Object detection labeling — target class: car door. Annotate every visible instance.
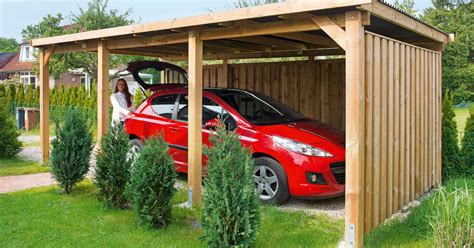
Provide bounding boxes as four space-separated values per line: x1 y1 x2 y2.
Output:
174 93 236 172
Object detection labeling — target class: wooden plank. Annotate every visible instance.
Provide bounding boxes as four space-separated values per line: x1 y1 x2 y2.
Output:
380 37 388 222
314 61 321 121
387 40 394 218
344 11 365 247
247 65 255 91
399 43 406 209
281 64 289 108
187 30 203 207
410 47 416 202
372 35 381 227
437 53 442 183
221 59 228 88
239 65 247 89
320 62 329 123
39 49 51 164
404 44 411 204
311 15 347 50
425 51 430 190
364 33 374 233
415 48 421 198
97 41 109 142
393 41 400 214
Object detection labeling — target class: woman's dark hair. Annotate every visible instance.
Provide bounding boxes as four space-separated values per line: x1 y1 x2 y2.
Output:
114 78 132 108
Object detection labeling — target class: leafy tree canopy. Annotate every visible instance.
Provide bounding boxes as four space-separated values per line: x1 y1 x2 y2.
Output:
0 38 19 53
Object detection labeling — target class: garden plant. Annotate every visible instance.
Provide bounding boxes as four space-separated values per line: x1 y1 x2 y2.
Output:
0 109 22 158
441 91 461 179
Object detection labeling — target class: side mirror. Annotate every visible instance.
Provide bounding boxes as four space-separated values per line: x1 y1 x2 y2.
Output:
204 118 219 130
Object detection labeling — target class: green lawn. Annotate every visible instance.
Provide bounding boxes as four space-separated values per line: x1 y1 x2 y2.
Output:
454 107 471 133
0 181 343 247
364 178 474 247
0 157 50 177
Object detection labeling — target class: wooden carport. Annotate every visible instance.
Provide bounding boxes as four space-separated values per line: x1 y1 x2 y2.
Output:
32 1 452 246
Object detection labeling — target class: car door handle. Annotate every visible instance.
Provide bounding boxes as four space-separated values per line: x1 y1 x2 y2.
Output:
169 127 181 132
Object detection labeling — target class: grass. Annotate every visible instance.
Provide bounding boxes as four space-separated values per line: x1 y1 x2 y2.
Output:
0 181 343 247
0 157 50 177
454 107 471 133
364 178 474 247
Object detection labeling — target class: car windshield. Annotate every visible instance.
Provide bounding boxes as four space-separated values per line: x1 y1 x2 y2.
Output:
212 90 307 125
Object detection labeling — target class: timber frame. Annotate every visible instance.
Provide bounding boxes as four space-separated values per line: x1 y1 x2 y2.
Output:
32 1 452 247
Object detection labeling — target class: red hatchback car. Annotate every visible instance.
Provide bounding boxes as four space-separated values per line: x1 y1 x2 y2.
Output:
124 61 346 204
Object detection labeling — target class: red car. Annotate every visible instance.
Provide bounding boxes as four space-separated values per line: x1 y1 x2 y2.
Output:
124 61 346 204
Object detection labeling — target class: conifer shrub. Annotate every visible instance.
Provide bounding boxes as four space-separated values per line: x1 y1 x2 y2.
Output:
441 91 461 180
460 107 474 174
0 109 22 158
94 122 132 208
201 122 260 248
50 108 93 194
126 135 176 228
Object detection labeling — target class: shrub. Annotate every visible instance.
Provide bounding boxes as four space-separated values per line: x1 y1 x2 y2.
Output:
94 122 132 208
0 109 22 158
441 91 461 180
50 108 93 194
460 108 474 174
126 135 176 228
428 182 472 247
201 123 260 248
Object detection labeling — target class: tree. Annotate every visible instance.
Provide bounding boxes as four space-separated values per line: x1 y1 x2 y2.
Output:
232 0 281 8
0 38 19 53
423 1 473 102
201 123 260 247
94 122 132 208
394 0 417 16
50 108 93 194
0 109 22 158
441 91 461 179
22 0 137 80
460 107 474 174
126 135 177 229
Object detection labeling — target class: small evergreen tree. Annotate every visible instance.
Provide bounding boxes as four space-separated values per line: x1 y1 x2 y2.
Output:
33 86 39 106
0 109 22 158
24 85 34 107
460 107 474 174
15 84 25 107
50 108 93 194
201 122 260 248
126 135 177 229
94 122 132 208
441 91 461 180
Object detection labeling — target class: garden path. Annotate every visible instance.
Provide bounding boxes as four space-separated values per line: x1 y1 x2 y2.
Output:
0 173 55 193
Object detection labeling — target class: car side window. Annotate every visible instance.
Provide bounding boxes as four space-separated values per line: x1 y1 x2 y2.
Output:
176 94 236 129
150 94 177 119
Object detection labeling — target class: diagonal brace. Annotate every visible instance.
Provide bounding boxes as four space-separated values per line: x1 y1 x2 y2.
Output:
311 16 347 51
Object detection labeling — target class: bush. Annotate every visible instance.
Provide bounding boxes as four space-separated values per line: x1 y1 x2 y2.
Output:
441 91 461 180
428 182 472 247
0 109 22 158
50 108 93 194
201 123 260 248
94 122 132 208
126 135 176 228
460 108 474 174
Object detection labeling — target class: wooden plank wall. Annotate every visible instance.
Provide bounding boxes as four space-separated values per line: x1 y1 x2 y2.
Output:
164 59 346 130
363 32 442 233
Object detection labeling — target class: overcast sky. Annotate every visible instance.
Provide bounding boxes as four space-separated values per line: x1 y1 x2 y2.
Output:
0 0 434 41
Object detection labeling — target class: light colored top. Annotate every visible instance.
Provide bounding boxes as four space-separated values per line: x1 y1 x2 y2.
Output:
110 92 135 124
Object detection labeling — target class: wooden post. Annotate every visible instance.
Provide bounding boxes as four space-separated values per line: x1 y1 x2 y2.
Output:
39 48 52 164
345 11 365 248
187 30 203 207
97 41 109 141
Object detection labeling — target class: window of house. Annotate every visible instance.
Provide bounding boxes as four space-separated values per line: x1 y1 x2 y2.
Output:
19 72 37 86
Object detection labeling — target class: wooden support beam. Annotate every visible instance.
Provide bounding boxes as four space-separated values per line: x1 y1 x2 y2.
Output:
311 15 347 50
187 30 203 207
271 32 337 47
39 48 53 164
231 36 307 50
344 10 365 248
97 41 109 142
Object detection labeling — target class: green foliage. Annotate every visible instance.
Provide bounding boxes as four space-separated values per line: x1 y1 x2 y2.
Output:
50 108 93 194
14 84 25 107
442 91 461 179
0 109 22 158
24 85 34 107
394 0 417 16
201 123 260 248
126 135 177 229
94 122 132 208
0 38 19 53
460 108 474 174
428 183 472 247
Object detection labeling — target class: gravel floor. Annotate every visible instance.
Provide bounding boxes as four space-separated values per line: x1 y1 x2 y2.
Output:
14 134 346 218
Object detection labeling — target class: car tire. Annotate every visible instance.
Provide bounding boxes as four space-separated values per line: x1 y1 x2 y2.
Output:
253 157 289 205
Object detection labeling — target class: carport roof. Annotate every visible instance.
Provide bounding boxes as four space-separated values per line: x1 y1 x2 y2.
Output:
31 0 452 60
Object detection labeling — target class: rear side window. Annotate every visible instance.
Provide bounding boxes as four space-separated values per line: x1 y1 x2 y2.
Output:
176 94 236 128
151 94 177 119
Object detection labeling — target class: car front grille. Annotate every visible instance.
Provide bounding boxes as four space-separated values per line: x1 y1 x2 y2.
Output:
330 162 345 184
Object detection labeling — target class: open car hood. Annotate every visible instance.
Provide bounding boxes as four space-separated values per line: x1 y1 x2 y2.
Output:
127 61 188 91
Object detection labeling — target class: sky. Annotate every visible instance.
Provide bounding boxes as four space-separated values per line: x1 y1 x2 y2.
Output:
0 0 434 41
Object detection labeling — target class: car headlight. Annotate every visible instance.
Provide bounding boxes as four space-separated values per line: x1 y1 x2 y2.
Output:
272 136 334 157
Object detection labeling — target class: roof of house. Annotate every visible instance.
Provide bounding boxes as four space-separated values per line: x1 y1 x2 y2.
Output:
0 53 33 73
0 53 16 69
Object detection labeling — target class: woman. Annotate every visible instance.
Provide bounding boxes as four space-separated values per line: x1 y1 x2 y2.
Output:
111 78 135 126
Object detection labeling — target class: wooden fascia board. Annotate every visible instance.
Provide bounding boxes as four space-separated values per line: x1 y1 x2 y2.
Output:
32 0 372 47
358 2 450 43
